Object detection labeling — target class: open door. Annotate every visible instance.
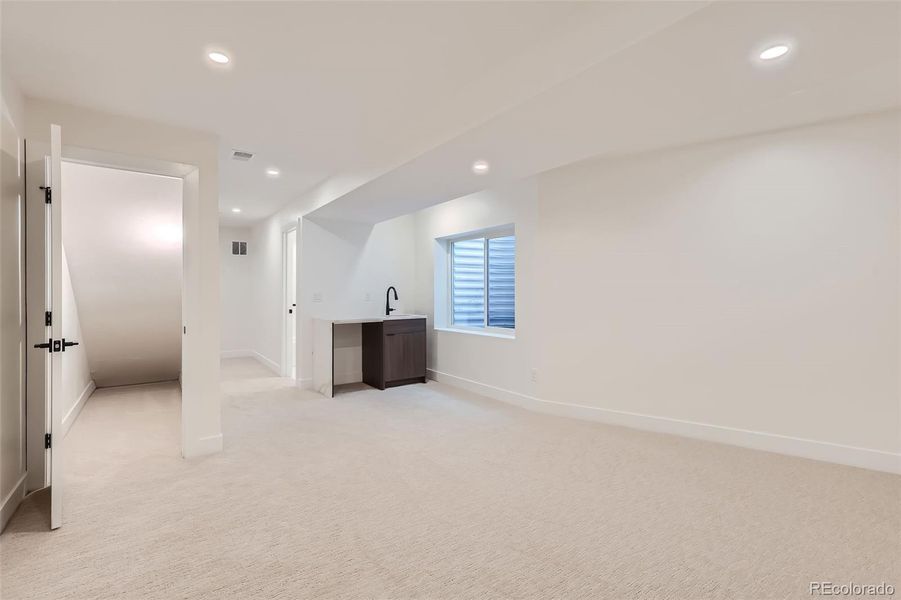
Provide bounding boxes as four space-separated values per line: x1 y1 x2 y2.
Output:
49 124 66 529
33 124 72 529
285 228 297 379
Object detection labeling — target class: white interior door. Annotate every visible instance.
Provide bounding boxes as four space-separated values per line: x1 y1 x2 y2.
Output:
286 228 297 379
47 124 65 529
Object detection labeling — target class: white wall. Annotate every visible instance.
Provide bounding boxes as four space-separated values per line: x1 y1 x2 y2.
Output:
62 162 183 388
60 246 93 437
219 226 252 356
1 72 27 530
25 98 221 463
242 200 418 385
413 111 901 473
412 180 539 397
298 216 415 386
247 218 288 371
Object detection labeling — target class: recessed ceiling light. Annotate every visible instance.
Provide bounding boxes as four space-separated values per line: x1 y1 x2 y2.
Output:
472 160 490 174
266 168 280 177
759 44 790 61
231 208 242 214
208 51 230 64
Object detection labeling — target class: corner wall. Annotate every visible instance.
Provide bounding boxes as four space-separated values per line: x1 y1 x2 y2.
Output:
298 216 416 386
413 111 901 473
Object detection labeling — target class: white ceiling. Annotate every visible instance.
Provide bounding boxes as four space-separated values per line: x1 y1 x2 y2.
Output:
4 2 899 226
2 1 610 225
312 0 901 222
62 161 183 387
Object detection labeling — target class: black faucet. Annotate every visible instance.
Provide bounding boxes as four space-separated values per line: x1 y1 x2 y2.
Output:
385 286 398 316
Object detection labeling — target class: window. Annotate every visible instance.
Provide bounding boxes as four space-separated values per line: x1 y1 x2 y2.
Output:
449 228 515 330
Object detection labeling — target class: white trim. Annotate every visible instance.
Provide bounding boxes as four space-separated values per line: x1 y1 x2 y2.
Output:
62 148 193 179
61 380 95 438
427 369 901 475
220 349 281 375
442 224 516 331
252 351 280 375
434 327 515 340
184 433 223 458
1 472 28 532
220 349 253 359
297 377 314 390
438 223 515 244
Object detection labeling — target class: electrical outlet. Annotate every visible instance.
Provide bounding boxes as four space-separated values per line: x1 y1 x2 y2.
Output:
312 292 323 303
530 368 538 383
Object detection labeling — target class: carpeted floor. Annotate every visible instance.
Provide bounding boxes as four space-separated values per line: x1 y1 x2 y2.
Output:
1 358 898 599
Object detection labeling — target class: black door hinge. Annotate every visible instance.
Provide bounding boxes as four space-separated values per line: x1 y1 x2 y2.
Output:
40 186 51 204
45 433 52 449
45 311 52 326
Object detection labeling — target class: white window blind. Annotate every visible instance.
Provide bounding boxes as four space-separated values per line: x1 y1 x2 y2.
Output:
487 236 515 328
450 232 515 329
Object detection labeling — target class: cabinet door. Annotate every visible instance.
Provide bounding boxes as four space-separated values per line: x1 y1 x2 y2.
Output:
384 331 426 382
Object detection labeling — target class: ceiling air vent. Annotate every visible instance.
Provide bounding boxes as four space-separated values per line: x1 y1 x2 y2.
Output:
231 241 247 256
231 150 254 161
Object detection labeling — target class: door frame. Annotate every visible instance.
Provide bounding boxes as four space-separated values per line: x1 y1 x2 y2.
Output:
281 226 297 379
25 144 197 499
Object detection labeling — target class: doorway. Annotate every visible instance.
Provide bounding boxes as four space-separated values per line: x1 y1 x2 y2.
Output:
23 141 191 529
61 161 183 388
283 228 297 379
59 160 184 503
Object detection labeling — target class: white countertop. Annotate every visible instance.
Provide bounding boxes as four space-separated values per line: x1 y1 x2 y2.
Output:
321 314 428 325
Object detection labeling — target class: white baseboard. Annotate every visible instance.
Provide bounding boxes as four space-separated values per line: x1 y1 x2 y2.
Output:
183 433 223 458
427 369 901 475
1 472 28 533
62 380 96 438
297 377 314 391
221 349 281 376
252 351 280 375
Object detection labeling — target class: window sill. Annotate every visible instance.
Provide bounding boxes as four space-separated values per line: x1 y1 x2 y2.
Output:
434 327 516 340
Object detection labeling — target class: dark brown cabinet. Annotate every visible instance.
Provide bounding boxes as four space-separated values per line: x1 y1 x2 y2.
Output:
362 318 426 389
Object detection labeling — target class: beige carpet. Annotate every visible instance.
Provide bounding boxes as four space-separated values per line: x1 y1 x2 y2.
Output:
1 358 898 599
